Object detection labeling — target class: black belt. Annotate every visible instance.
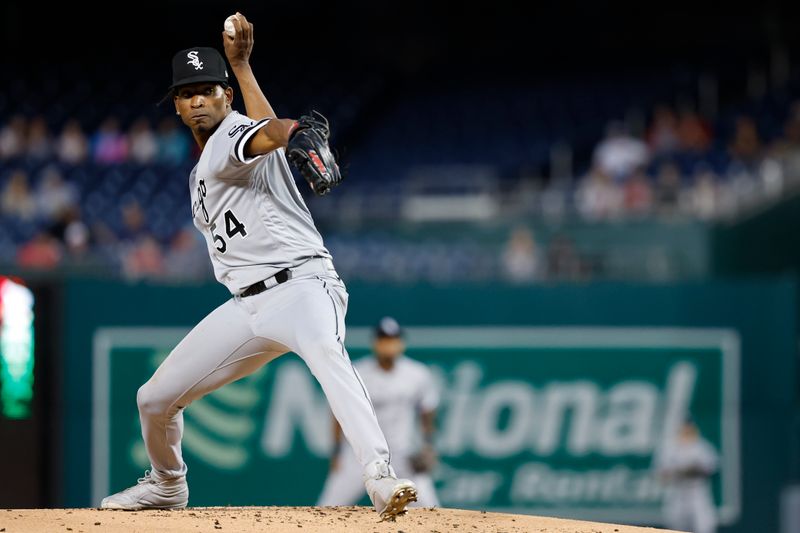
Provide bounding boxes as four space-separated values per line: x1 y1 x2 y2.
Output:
240 268 291 298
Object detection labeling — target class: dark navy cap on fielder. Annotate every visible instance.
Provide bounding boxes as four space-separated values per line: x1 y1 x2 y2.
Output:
169 47 229 90
375 317 403 339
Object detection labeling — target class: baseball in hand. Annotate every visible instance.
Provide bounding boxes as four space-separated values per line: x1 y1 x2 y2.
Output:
224 15 237 38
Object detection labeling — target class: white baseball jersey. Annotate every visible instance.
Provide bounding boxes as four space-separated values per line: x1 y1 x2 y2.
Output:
657 436 719 489
189 111 331 294
353 355 439 457
656 436 719 533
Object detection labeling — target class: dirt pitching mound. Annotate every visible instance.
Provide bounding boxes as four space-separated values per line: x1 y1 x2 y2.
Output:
0 506 682 533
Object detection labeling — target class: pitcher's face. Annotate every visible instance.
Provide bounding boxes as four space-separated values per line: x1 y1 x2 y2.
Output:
174 83 232 134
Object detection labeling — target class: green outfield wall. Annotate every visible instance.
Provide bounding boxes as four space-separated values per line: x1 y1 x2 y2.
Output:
59 278 797 533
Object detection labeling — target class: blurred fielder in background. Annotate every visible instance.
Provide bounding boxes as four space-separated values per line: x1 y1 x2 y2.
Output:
656 417 720 533
318 317 441 508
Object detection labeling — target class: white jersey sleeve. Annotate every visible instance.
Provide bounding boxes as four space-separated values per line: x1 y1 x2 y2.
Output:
205 115 273 181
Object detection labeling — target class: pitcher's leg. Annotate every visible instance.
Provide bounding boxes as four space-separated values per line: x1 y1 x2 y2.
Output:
136 297 286 478
256 276 390 468
306 341 390 467
251 275 416 519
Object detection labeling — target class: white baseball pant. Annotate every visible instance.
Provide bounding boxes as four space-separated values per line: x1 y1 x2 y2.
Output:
135 269 391 482
663 484 717 533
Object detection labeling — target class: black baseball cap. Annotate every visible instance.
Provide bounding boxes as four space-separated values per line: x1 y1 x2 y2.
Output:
169 47 229 90
375 317 403 339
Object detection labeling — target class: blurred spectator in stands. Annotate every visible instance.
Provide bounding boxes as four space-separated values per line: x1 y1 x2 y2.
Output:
35 165 78 222
538 180 568 223
728 116 762 170
56 119 89 164
726 164 760 211
129 117 158 164
0 115 27 160
92 117 129 164
156 117 190 165
501 225 541 282
622 170 654 217
575 166 623 221
164 226 212 280
687 166 720 220
767 104 800 183
26 116 52 160
64 220 91 261
1 169 36 221
123 235 165 279
48 206 91 261
119 199 148 242
90 219 119 250
546 233 582 281
654 161 683 218
676 110 713 153
592 120 649 181
647 105 680 156
17 231 62 269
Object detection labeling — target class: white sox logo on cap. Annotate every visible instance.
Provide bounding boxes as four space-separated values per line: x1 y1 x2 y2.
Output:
169 47 228 90
187 51 204 70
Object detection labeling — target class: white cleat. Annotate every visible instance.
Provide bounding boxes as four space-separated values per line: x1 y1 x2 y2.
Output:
363 460 418 521
100 470 188 510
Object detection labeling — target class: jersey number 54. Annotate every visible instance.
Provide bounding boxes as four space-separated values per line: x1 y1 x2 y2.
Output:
211 210 247 254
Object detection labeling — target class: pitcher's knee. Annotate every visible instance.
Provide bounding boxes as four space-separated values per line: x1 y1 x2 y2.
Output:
137 382 172 418
299 340 348 372
302 336 344 359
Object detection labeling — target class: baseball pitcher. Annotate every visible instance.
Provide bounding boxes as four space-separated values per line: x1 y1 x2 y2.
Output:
100 13 417 520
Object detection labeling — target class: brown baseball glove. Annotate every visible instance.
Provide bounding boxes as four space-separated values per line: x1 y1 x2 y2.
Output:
286 111 342 196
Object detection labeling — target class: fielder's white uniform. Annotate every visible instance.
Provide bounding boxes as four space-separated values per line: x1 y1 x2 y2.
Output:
317 354 440 507
656 436 719 533
136 111 391 483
